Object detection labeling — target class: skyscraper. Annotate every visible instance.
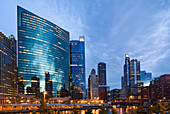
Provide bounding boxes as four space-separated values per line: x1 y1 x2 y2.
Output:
123 54 141 99
17 6 70 97
0 31 17 104
129 59 141 99
98 62 107 100
88 69 99 99
123 54 130 89
140 71 152 86
31 75 40 94
70 36 86 99
45 72 53 96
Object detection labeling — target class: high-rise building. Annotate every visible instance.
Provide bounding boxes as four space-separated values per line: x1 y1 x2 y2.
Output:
121 76 124 89
70 36 86 99
45 72 52 96
129 59 141 99
122 54 141 99
98 62 107 100
31 75 40 94
149 74 170 100
111 89 120 100
0 31 17 104
140 71 152 86
18 75 25 94
123 54 130 89
88 69 99 99
17 6 70 97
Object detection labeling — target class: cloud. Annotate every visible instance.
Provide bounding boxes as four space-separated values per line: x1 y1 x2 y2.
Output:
127 7 170 76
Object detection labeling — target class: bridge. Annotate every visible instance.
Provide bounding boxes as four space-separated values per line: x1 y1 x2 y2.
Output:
0 103 103 113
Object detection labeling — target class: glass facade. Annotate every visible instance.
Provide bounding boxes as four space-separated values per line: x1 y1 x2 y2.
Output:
98 62 107 92
70 37 86 99
140 71 152 86
123 55 141 99
17 6 70 97
0 31 17 104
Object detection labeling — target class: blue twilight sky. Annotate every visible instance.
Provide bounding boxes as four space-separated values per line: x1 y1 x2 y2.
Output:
1 0 170 90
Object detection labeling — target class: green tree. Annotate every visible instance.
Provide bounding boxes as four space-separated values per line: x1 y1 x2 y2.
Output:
112 107 118 114
137 105 146 114
99 107 107 114
85 108 92 114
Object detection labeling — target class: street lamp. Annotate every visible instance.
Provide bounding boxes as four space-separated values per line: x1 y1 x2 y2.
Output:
44 91 47 105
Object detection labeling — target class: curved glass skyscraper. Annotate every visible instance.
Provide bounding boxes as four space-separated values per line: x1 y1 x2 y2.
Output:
17 6 70 97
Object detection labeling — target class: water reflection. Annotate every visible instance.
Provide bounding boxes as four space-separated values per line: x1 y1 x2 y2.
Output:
53 108 134 114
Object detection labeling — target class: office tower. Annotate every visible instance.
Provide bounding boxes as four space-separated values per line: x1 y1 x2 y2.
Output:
111 89 120 100
0 32 17 104
123 54 130 89
17 6 70 97
140 71 152 86
18 75 25 94
87 75 91 99
129 59 141 99
45 72 52 96
88 69 99 99
121 76 124 89
70 36 86 99
31 75 40 94
149 74 170 100
98 62 107 100
123 54 141 99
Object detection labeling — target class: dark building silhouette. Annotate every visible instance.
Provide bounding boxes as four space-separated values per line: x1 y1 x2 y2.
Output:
0 32 17 104
26 87 32 94
60 84 70 98
18 75 25 94
72 85 82 100
98 62 107 100
45 72 52 96
111 89 120 100
31 75 40 94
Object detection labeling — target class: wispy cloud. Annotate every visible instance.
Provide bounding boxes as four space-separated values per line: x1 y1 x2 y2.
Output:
127 7 170 76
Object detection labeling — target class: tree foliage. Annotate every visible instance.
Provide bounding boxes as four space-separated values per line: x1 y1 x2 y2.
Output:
112 107 118 114
137 105 146 114
85 108 92 114
99 107 107 114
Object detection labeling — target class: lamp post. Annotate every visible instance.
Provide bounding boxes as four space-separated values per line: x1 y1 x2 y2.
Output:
44 91 47 105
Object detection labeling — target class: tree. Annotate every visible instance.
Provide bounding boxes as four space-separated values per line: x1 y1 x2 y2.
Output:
99 107 107 114
71 103 78 114
112 107 118 114
34 92 53 114
137 105 146 114
30 98 35 104
163 102 169 111
85 108 92 114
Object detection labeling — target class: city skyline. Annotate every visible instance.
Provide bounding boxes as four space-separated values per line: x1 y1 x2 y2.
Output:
1 0 170 89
